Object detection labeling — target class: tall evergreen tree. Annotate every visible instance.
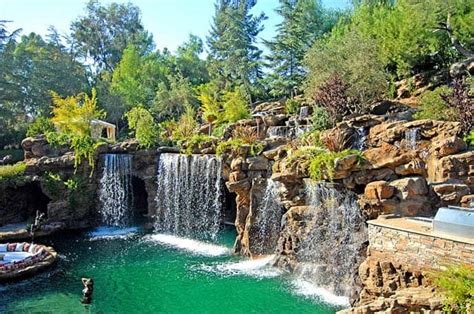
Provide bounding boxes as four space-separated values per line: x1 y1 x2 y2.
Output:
207 0 266 99
265 0 341 98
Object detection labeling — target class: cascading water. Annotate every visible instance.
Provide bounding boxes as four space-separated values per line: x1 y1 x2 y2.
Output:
295 181 366 298
98 154 133 226
354 127 367 150
405 128 419 150
154 153 224 240
253 179 283 254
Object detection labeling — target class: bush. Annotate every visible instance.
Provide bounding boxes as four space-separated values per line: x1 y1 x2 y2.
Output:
413 86 458 121
433 264 474 313
285 99 300 115
313 74 361 123
465 130 474 147
305 28 387 106
49 88 105 171
309 149 360 181
0 162 26 181
125 107 159 148
171 105 198 141
221 89 250 123
26 116 55 137
311 106 333 131
441 78 474 134
215 139 263 157
178 134 214 155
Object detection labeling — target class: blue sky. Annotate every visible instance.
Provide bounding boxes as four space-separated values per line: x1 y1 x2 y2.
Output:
1 0 349 53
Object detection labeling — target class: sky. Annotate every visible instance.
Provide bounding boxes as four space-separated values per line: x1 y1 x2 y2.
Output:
1 0 350 53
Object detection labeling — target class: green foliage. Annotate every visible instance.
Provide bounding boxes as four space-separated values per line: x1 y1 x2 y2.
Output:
413 86 458 121
125 107 159 148
207 0 266 99
433 264 474 313
171 105 198 142
309 149 360 181
41 171 63 198
49 89 105 171
265 0 343 97
26 116 55 137
311 105 333 131
465 130 474 147
71 0 154 72
0 162 26 181
197 83 221 123
153 75 199 121
221 89 251 123
305 28 387 105
179 134 214 155
285 99 300 115
215 139 263 157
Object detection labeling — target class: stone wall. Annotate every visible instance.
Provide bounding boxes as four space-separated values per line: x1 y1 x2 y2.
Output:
368 221 474 268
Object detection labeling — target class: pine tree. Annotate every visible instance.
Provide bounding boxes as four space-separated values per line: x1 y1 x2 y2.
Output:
265 0 340 98
207 0 266 99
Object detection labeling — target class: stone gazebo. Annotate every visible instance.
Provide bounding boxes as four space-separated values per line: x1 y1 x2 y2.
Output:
91 119 116 142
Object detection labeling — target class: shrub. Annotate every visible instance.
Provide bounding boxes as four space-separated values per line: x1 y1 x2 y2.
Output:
433 264 474 313
413 86 458 121
27 116 55 137
49 88 105 171
196 83 221 124
313 74 361 123
221 89 250 123
465 130 474 147
285 99 300 115
125 107 159 148
178 134 214 155
441 78 474 134
0 162 26 181
215 139 263 157
322 129 351 152
305 28 387 106
309 149 360 181
171 105 198 141
232 126 258 144
311 106 333 131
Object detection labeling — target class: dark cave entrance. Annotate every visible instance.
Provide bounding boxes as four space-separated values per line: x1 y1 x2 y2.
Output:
1 182 51 226
223 188 237 227
131 176 148 223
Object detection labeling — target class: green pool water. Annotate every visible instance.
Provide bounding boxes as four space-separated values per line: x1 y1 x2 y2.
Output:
1 228 342 313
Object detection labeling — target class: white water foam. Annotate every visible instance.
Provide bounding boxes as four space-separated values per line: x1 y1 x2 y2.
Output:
88 226 139 240
144 234 230 257
290 279 349 307
196 255 281 279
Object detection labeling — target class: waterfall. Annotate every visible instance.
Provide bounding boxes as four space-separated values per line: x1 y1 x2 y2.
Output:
354 127 367 150
405 128 419 150
296 181 366 297
253 179 283 254
98 154 133 226
154 153 224 240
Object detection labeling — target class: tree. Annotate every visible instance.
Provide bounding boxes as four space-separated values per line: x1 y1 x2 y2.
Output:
125 107 158 148
207 0 266 99
265 0 342 97
174 35 209 86
71 0 154 73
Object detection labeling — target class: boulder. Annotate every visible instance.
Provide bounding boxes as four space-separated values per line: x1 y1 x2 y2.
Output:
389 177 428 200
246 156 269 171
343 168 395 189
432 182 471 206
427 150 474 185
429 136 467 158
395 159 426 176
364 181 394 200
363 143 414 170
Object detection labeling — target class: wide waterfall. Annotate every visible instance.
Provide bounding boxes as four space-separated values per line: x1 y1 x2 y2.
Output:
296 181 366 298
154 153 224 240
253 179 283 254
98 154 133 226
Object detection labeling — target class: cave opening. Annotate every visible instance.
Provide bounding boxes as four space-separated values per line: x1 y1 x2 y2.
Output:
131 176 148 223
223 188 237 227
0 182 51 226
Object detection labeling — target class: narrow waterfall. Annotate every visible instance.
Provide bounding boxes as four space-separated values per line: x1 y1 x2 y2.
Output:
253 179 283 254
98 154 133 226
296 181 366 297
354 127 367 150
405 128 419 150
154 153 224 240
